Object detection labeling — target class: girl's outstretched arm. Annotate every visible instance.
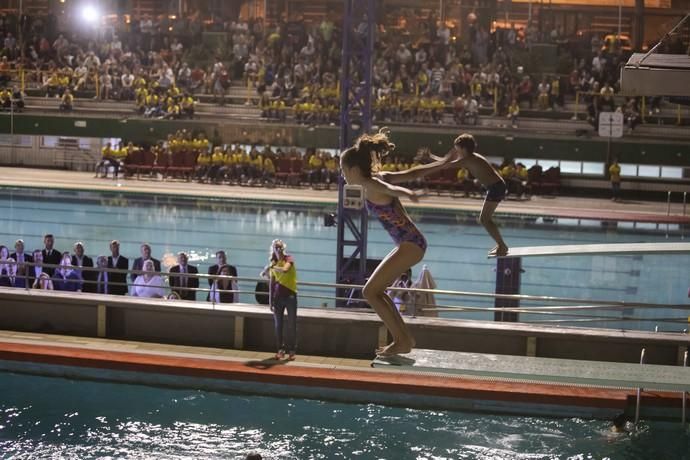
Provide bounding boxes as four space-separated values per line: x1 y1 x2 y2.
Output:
382 149 457 184
366 176 424 202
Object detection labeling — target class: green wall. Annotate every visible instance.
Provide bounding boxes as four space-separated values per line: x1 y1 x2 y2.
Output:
2 114 689 167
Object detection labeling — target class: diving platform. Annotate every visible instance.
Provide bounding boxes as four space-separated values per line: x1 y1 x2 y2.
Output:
497 242 690 259
373 349 690 393
621 53 690 97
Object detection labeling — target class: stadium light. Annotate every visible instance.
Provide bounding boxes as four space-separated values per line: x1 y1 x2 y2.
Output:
81 5 100 24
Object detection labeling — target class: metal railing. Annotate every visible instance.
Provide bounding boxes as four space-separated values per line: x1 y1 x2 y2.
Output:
2 260 690 330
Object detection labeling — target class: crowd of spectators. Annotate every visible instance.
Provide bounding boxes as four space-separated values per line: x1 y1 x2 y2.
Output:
0 9 676 130
96 128 536 198
0 234 242 304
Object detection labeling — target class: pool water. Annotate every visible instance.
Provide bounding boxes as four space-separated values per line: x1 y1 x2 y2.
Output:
1 371 689 459
1 187 688 330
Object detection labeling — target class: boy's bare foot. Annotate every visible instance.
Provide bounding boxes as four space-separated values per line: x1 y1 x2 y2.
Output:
488 245 509 257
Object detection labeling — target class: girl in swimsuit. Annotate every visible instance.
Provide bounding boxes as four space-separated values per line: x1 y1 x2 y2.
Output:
340 129 455 357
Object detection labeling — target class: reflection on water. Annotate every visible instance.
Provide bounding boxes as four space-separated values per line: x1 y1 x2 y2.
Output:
1 372 689 460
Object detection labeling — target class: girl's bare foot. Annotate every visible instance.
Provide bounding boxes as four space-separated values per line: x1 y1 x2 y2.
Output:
376 337 415 357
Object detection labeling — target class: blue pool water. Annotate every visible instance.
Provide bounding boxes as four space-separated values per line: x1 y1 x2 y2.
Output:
1 371 689 459
1 186 688 330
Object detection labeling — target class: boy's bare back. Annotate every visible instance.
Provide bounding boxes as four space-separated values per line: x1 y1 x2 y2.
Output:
456 151 502 186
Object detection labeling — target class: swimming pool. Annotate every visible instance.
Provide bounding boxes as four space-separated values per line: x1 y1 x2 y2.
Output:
1 186 687 330
1 371 688 459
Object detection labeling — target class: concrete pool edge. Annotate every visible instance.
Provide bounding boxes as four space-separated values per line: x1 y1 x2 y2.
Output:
0 333 684 421
1 169 688 224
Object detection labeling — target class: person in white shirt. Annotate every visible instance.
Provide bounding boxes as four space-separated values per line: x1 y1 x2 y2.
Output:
120 71 135 100
132 259 166 298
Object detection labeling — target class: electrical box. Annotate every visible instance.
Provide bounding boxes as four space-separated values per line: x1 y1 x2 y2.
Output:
343 184 365 210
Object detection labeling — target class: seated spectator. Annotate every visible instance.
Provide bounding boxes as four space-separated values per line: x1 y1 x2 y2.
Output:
169 252 199 301
94 142 120 179
59 88 74 111
623 99 640 132
131 259 166 298
33 272 54 290
11 86 25 111
600 82 616 112
464 97 479 125
52 252 82 292
537 78 550 110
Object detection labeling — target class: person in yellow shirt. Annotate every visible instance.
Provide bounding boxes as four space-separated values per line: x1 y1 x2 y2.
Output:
430 96 445 124
262 156 276 185
208 146 226 183
59 88 73 111
95 142 116 178
195 149 212 182
507 98 520 128
260 239 298 360
457 167 475 197
609 157 621 201
135 86 148 114
0 87 11 109
324 155 338 188
307 150 324 186
44 72 60 97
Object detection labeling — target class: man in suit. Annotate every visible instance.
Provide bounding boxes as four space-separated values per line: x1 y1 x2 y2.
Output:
42 234 61 276
130 243 161 283
107 240 129 295
169 252 199 301
71 241 95 293
10 239 33 289
207 250 238 302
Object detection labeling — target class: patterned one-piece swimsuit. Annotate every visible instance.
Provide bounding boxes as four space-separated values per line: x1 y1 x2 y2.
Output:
366 198 428 251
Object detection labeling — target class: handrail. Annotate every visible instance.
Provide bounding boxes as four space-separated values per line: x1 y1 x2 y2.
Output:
683 350 688 425
635 348 646 425
4 260 690 313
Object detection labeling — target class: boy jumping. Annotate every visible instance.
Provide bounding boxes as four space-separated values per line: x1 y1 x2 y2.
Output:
442 133 509 257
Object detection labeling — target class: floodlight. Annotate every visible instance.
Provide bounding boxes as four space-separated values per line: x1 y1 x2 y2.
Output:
81 5 99 24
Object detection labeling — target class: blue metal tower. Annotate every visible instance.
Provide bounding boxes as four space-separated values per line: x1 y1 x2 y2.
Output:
335 0 376 306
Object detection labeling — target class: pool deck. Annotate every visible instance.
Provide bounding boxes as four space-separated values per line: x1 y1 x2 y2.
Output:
1 167 689 224
0 330 685 420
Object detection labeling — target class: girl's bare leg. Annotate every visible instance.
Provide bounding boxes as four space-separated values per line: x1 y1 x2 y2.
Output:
362 242 424 356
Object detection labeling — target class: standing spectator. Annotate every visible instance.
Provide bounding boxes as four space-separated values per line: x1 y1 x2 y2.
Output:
261 239 298 361
609 157 621 201
599 82 616 112
71 241 95 293
107 240 129 295
169 252 199 301
42 234 61 276
53 252 82 292
132 259 166 298
207 250 238 302
209 264 237 304
131 243 161 283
